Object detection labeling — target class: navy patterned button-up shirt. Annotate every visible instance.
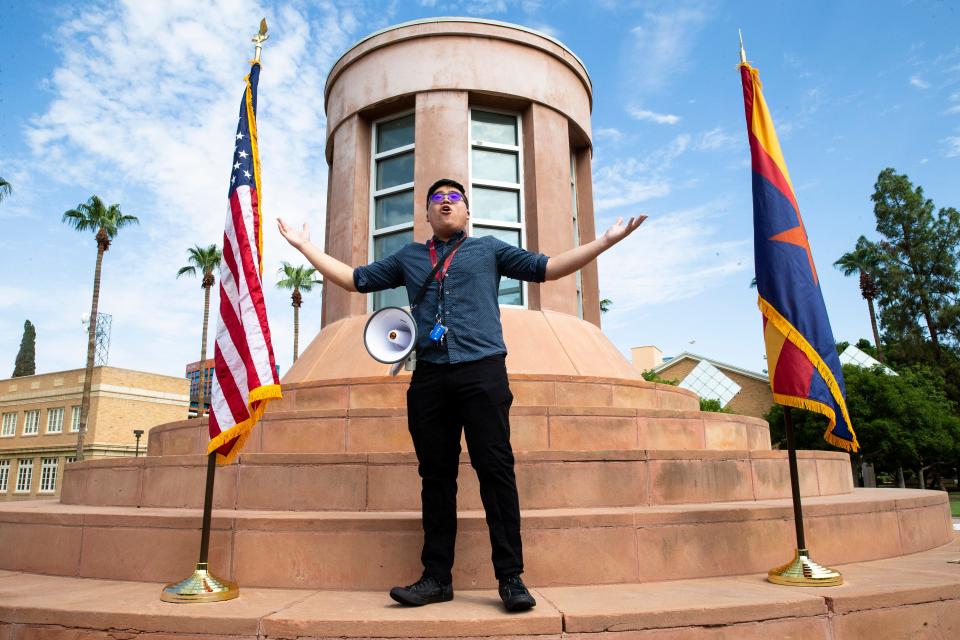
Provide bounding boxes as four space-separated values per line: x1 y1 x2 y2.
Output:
354 230 549 364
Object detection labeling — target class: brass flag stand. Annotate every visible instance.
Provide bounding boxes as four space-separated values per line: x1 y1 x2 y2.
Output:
161 451 238 602
160 18 270 603
767 407 843 586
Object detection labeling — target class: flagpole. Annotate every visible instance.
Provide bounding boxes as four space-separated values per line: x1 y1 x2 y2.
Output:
160 18 270 603
784 407 806 550
767 406 842 585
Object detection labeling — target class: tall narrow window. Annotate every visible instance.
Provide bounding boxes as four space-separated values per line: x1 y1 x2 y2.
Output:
15 459 33 493
0 460 9 492
70 406 81 432
469 109 525 306
1 413 15 437
23 410 40 435
371 112 415 311
47 407 64 434
570 153 583 319
39 458 59 493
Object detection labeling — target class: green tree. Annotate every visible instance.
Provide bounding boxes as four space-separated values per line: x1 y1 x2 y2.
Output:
0 177 10 203
12 320 36 377
62 195 139 460
600 298 612 314
276 262 322 363
834 236 885 362
699 397 732 413
870 168 960 361
641 369 678 385
177 244 222 418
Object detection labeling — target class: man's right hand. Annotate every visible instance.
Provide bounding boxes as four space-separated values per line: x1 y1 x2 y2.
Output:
277 217 310 250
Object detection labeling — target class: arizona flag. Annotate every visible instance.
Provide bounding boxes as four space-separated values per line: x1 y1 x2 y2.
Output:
740 61 858 452
208 60 282 463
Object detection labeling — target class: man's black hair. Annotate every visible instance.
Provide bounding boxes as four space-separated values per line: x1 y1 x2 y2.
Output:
426 178 469 209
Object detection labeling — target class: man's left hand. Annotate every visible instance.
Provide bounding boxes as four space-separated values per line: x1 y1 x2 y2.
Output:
602 215 648 247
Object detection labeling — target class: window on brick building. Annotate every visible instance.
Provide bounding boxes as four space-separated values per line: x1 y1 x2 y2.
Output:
0 460 10 492
1 413 15 437
39 458 59 493
23 410 40 435
47 407 64 434
15 459 33 493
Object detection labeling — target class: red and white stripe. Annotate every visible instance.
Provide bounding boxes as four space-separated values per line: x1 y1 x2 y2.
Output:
208 184 280 461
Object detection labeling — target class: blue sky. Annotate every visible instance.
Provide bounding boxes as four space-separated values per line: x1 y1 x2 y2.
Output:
2 0 959 380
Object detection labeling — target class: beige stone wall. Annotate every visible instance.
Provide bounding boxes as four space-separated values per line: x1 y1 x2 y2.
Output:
0 366 189 500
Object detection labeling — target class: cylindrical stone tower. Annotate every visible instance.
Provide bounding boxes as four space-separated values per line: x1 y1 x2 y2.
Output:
285 17 640 382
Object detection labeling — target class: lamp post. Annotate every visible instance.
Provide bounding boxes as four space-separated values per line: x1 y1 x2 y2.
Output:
133 429 144 457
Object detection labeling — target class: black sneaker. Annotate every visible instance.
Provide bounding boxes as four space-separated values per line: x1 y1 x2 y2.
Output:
389 574 454 606
498 575 537 612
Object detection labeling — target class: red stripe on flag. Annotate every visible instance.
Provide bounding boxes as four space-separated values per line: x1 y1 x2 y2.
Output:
749 133 800 217
740 65 755 133
228 189 279 383
220 235 265 390
213 342 250 425
772 338 815 397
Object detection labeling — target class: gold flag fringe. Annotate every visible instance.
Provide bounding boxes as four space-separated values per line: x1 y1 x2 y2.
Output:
207 383 282 464
760 296 859 452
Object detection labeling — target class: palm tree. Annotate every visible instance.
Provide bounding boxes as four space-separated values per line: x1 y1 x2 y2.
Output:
0 177 11 203
177 244 222 418
62 195 139 460
835 235 884 363
276 262 323 363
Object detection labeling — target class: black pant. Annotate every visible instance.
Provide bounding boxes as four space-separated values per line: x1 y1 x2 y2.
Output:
406 355 523 584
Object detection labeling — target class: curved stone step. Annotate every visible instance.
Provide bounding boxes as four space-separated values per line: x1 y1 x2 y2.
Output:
148 406 771 457
3 541 959 639
59 449 850 511
1 489 950 590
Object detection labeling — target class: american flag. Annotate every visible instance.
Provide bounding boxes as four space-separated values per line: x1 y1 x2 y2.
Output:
208 61 282 463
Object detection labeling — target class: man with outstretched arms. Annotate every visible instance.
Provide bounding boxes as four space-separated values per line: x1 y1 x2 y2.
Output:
277 178 645 612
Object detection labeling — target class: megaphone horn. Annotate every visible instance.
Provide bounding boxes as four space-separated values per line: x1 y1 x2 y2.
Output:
363 307 418 370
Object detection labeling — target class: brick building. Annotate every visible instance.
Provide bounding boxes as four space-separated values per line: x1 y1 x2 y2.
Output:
631 347 773 419
0 366 190 501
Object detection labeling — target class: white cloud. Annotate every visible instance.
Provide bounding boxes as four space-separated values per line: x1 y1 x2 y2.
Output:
627 106 680 125
592 134 690 212
910 75 930 89
696 127 738 151
528 22 561 38
946 136 960 158
625 6 708 92
595 127 624 143
597 203 751 315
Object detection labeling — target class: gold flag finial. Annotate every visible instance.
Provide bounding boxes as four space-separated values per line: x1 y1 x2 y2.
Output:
252 18 269 63
739 29 747 65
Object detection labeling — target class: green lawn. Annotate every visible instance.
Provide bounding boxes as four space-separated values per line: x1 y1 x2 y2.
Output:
951 494 960 518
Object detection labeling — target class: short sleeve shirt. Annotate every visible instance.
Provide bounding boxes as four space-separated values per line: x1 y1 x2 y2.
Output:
353 231 549 364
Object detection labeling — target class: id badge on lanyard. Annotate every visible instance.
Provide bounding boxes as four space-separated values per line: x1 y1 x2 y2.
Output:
428 239 462 344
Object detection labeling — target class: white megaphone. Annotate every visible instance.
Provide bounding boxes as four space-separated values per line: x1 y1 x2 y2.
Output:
363 307 418 376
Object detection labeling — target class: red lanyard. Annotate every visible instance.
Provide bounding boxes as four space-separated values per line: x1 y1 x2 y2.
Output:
428 237 465 283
